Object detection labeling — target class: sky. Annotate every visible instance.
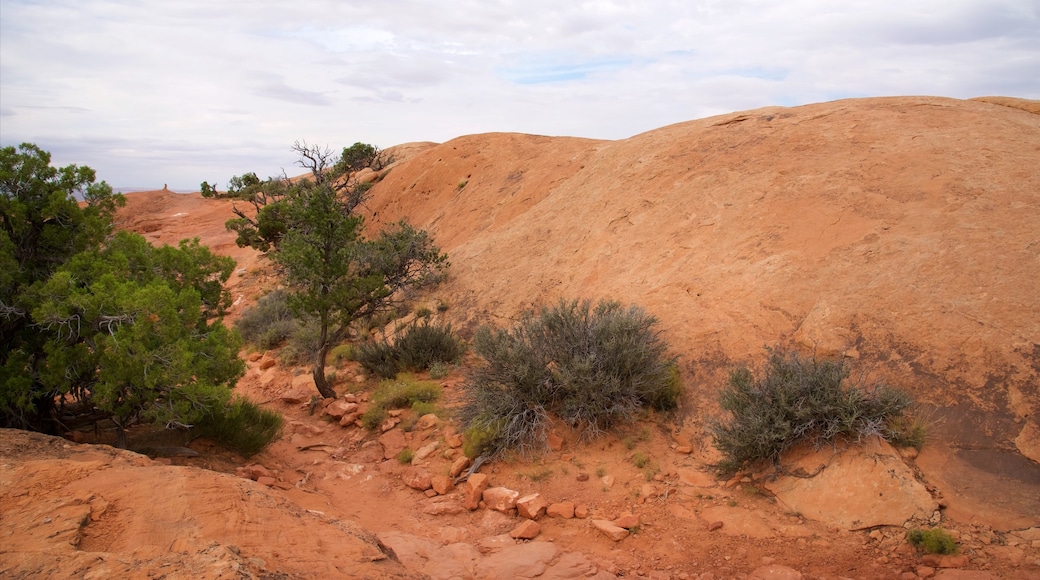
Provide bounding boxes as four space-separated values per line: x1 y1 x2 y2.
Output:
1 0 1038 191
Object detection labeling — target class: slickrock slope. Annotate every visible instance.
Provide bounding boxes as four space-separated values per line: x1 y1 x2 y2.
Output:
0 429 420 579
365 96 1040 527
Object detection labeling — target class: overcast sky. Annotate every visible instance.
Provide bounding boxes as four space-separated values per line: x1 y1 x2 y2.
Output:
2 0 1038 190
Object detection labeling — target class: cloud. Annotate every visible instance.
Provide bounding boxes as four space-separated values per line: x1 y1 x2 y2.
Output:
1 0 1037 189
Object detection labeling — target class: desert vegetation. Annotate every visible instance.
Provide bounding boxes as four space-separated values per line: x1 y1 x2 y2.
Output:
0 143 279 452
354 319 465 379
457 298 681 458
710 347 914 473
212 141 448 399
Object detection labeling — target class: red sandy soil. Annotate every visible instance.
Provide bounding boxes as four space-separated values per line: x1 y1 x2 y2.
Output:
2 95 1038 580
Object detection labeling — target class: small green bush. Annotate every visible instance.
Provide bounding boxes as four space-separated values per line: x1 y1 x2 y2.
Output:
396 448 414 464
457 298 678 457
907 528 958 554
360 405 387 430
279 317 323 365
354 340 400 379
234 290 296 349
372 377 441 409
361 378 441 431
195 397 283 457
710 347 912 473
632 451 650 469
428 362 450 380
411 400 439 417
394 320 466 371
330 344 355 365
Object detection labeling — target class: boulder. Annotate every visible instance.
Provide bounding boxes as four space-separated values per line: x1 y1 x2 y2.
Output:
324 400 358 419
482 487 520 513
763 437 937 530
379 429 409 460
464 473 489 510
431 475 453 495
449 456 472 478
402 468 432 491
516 493 548 520
510 519 541 540
547 501 575 519
613 512 640 529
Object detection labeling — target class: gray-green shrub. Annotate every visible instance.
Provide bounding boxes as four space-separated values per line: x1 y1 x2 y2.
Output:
711 347 912 473
458 298 679 457
234 289 296 349
394 320 466 371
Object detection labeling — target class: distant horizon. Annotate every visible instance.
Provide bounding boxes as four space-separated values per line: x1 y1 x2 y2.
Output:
3 1 1037 189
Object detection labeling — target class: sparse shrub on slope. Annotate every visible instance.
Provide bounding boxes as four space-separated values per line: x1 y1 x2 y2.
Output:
234 289 296 350
394 320 466 371
458 298 680 457
355 320 464 379
710 347 912 473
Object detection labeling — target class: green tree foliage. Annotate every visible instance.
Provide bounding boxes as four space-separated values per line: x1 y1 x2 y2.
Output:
28 231 245 447
221 142 448 399
458 298 680 457
1 144 255 450
1 143 124 429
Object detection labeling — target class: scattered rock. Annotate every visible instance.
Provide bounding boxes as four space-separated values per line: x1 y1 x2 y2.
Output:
415 413 439 430
431 475 453 495
324 400 358 419
280 389 311 405
510 519 541 539
709 521 724 532
379 429 408 460
258 355 277 370
256 476 276 487
601 475 615 488
402 468 432 491
464 473 489 510
574 504 589 519
412 440 440 462
482 487 520 513
591 519 629 542
547 502 575 519
517 493 548 520
675 446 693 454
613 512 640 529
449 456 472 478
576 473 590 482
422 497 465 516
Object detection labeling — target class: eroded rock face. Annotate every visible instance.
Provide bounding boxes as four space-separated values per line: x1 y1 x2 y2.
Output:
763 437 937 530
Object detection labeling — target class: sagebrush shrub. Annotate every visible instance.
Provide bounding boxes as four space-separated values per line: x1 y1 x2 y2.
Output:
354 321 464 378
234 289 296 349
458 298 679 457
354 340 400 378
711 347 912 473
394 320 466 371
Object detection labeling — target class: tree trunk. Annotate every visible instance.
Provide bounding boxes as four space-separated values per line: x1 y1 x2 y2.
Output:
312 318 336 399
113 418 128 449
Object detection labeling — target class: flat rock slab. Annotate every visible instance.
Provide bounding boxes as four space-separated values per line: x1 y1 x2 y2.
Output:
764 437 936 530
